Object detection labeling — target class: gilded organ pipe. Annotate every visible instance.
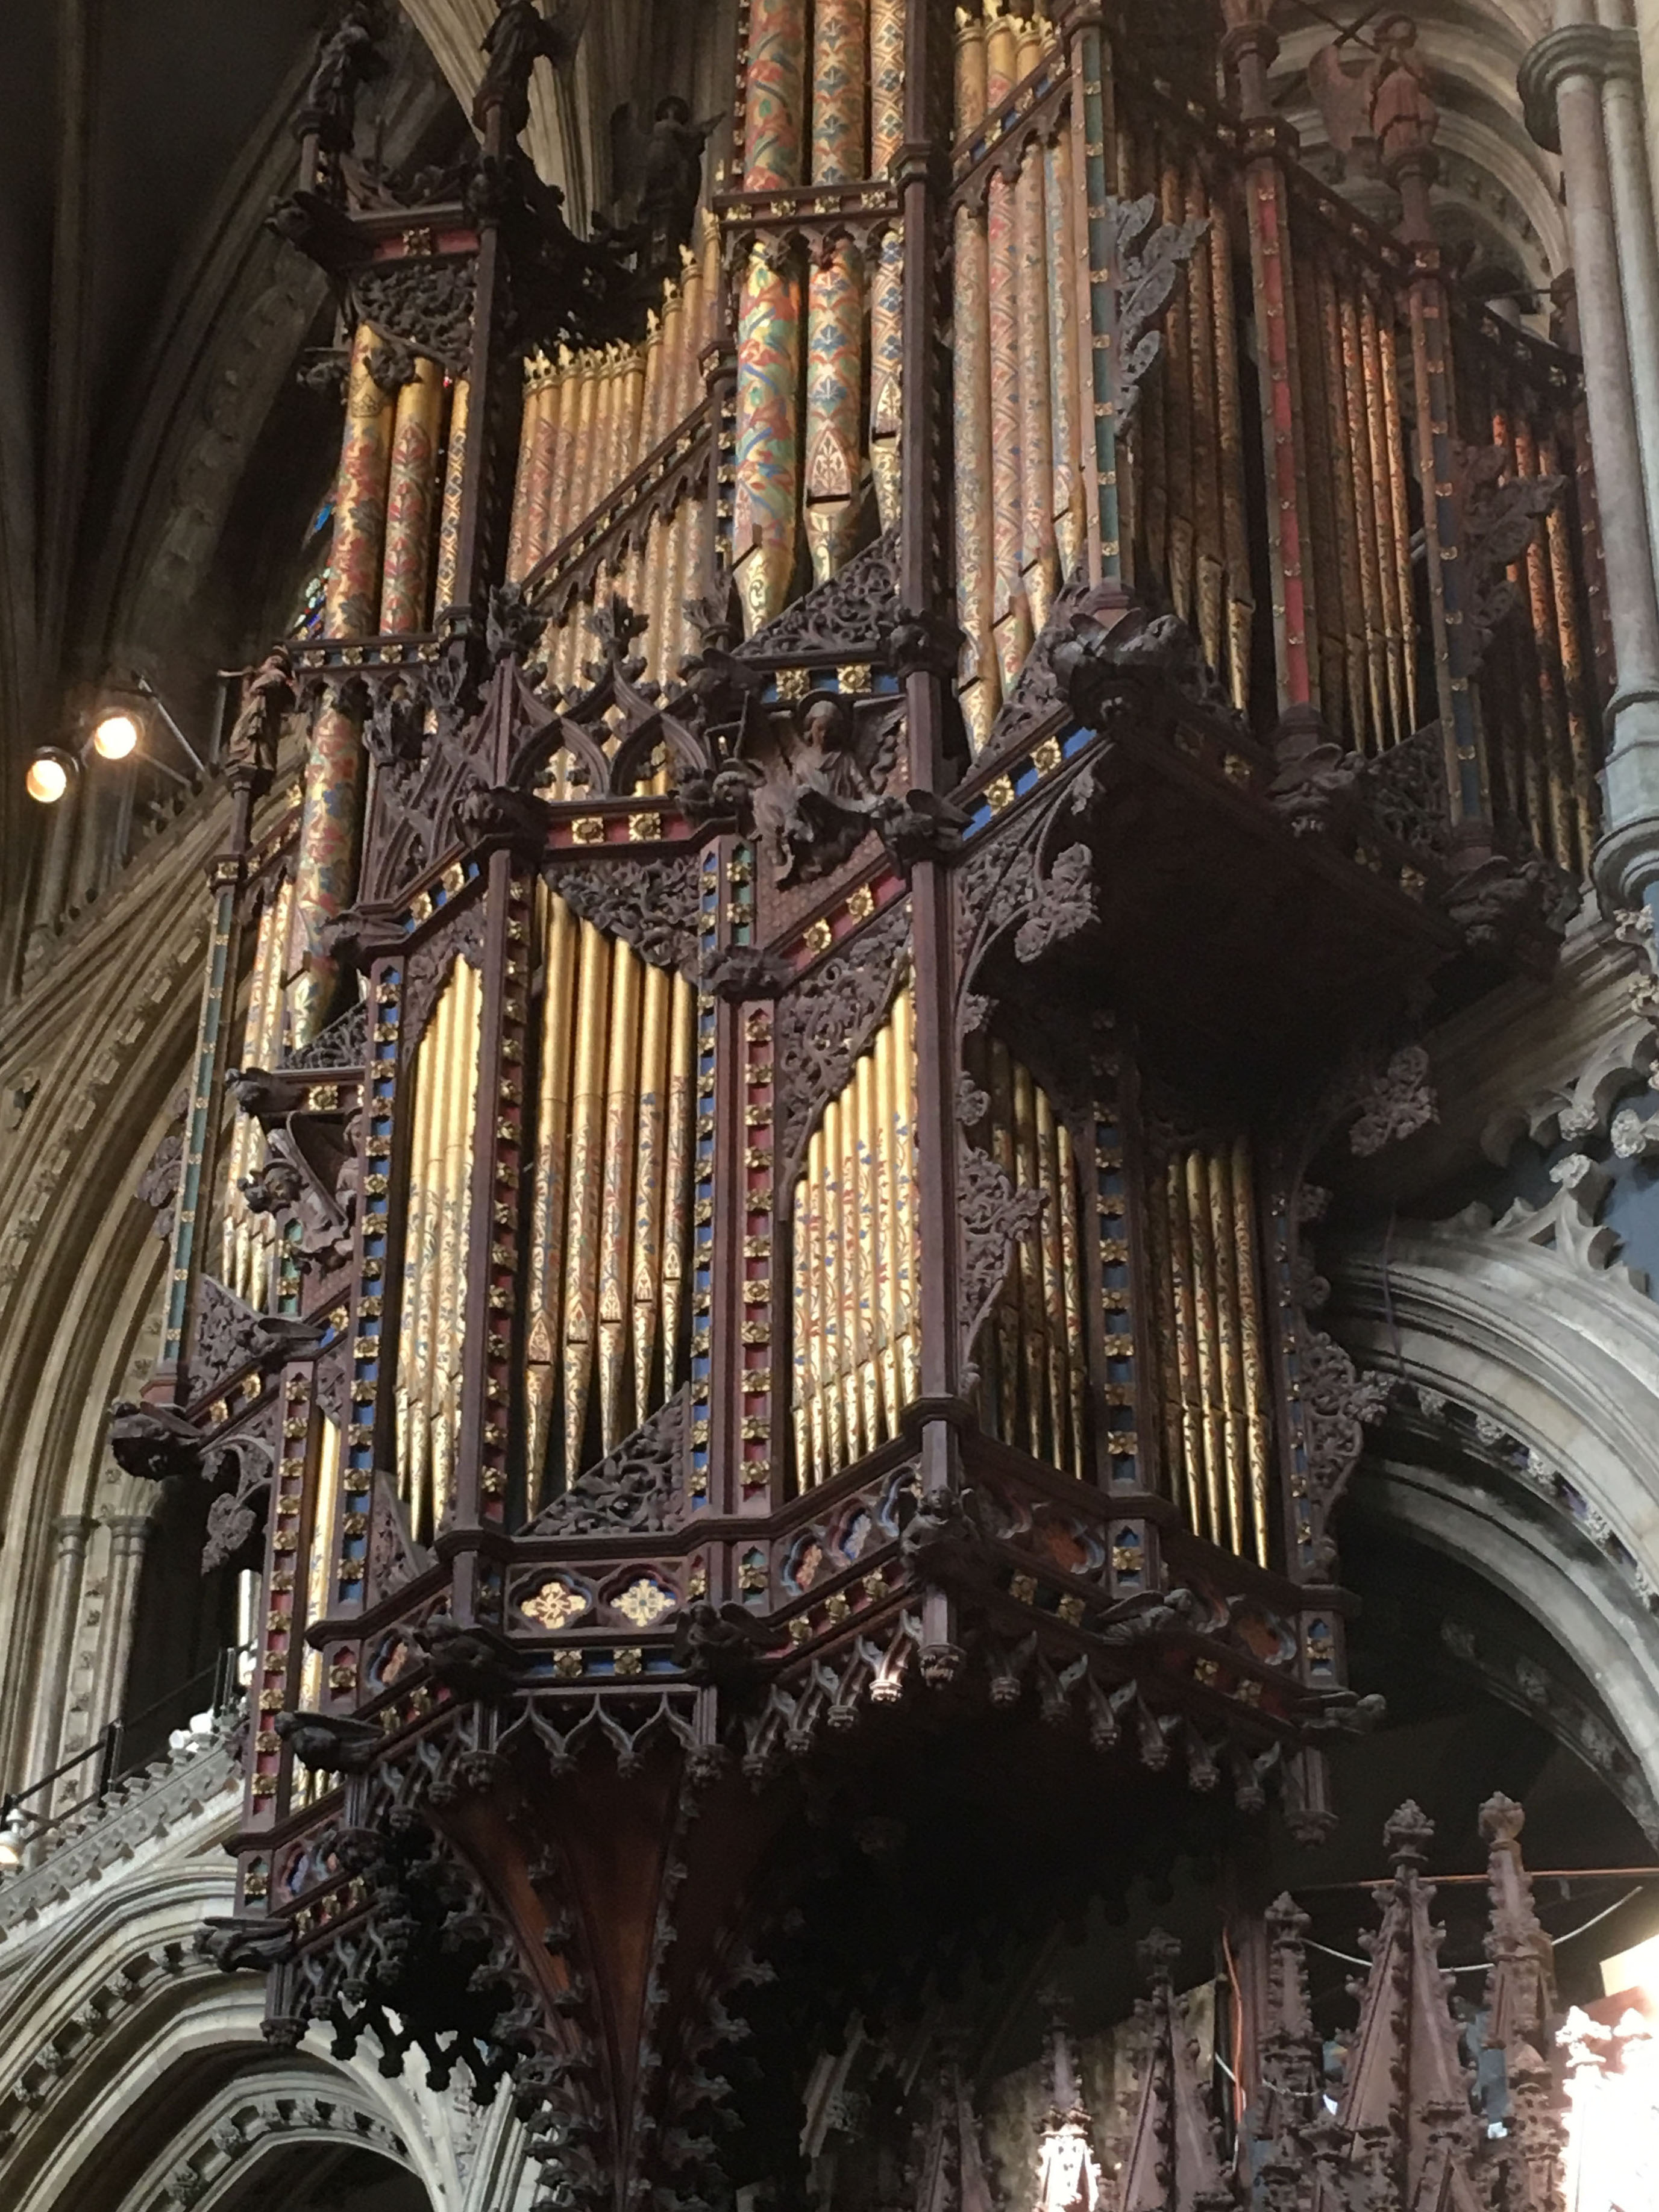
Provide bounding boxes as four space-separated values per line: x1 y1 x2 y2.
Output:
287 323 395 1047
221 878 292 1307
791 989 920 1487
433 375 469 614
378 357 444 633
1149 1135 1272 1565
397 957 481 1543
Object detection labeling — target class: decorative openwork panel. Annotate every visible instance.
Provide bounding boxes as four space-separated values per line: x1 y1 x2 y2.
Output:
113 8 1612 2196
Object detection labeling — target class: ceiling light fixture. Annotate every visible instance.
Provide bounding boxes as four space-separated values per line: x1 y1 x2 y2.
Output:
24 750 75 805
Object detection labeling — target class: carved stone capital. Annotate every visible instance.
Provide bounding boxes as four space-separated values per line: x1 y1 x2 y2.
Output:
1520 24 1642 149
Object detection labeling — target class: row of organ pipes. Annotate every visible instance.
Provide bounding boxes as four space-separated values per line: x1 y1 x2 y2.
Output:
211 0 1617 1567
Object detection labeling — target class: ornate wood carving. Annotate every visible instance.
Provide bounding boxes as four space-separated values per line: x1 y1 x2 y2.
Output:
551 853 704 971
401 900 489 1052
525 1387 688 1535
774 897 912 1168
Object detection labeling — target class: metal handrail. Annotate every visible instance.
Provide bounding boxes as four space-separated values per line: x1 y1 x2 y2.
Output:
0 1643 249 1849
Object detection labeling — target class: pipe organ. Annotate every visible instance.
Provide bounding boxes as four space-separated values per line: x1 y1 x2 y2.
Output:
133 2 1615 2175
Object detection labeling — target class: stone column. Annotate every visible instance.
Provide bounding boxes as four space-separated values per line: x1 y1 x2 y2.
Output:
1595 0 1659 563
89 1513 153 1748
1522 14 1659 920
1635 0 1659 250
19 1516 95 1829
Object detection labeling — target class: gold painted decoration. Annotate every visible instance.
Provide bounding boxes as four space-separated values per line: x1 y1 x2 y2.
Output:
1150 1134 1272 1565
378 356 444 633
221 877 292 1308
525 891 696 1502
395 954 482 1542
791 988 920 1487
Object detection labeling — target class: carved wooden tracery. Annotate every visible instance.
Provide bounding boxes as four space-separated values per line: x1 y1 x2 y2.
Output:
119 3 1606 2206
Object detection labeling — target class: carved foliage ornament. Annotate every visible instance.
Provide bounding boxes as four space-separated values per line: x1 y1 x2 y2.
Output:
553 853 704 973
775 898 912 1167
1097 195 1208 436
959 1144 1049 1365
527 1387 688 1535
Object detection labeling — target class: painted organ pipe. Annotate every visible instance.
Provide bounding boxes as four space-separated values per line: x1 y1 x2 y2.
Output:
868 0 904 531
524 886 697 1501
287 323 394 1047
221 877 293 1308
378 357 444 633
792 989 918 1488
734 0 807 635
396 957 483 1544
1146 1135 1271 1566
963 1033 1085 1479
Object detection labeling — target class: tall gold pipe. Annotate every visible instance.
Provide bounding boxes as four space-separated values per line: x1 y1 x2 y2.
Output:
1015 5 1043 78
800 1130 826 1484
821 1095 847 1471
428 966 463 1533
1209 189 1252 713
869 0 905 531
1293 254 1344 730
526 886 577 1495
299 1414 343 1731
1339 286 1387 750
1044 129 1082 583
562 923 612 1482
506 360 545 584
1375 312 1416 736
1229 1136 1272 1566
433 377 469 615
1185 1148 1225 1544
526 359 568 575
1160 155 1195 625
954 200 998 749
987 172 1030 691
416 968 456 1536
838 1071 864 1460
641 307 668 457
660 973 695 1397
1314 258 1366 742
1186 163 1226 678
1035 1085 1069 1471
563 353 602 544
855 1047 882 1449
1015 143 1056 634
1361 295 1406 744
985 0 1017 102
1011 1061 1046 1459
674 248 703 426
627 962 672 1427
597 941 643 1452
1056 1120 1086 1481
793 1159 815 1487
620 346 647 481
955 5 987 132
872 1014 900 1437
435 960 481 1529
892 985 918 1404
1515 419 1573 868
224 881 290 1301
1207 1144 1249 1556
1165 1159 1204 1533
398 975 444 1531
327 322 397 638
379 357 444 634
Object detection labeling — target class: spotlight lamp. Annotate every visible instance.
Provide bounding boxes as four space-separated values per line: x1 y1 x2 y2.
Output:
91 709 141 761
22 677 205 803
25 749 76 806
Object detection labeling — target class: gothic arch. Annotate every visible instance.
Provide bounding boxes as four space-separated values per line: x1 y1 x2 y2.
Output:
1331 1218 1659 1803
0 1858 534 2212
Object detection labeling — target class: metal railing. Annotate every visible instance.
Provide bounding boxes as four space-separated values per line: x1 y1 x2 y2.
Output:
0 1643 248 1866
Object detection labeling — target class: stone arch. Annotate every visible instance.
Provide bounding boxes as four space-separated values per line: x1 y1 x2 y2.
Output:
0 1860 534 2212
1331 1217 1659 1806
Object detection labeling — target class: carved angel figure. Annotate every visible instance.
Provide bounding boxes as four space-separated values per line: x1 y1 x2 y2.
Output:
612 95 721 274
738 689 899 887
221 645 296 788
1369 15 1438 163
302 4 385 154
474 0 586 137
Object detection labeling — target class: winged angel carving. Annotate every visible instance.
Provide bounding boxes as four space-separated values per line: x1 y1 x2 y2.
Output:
677 652 902 887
